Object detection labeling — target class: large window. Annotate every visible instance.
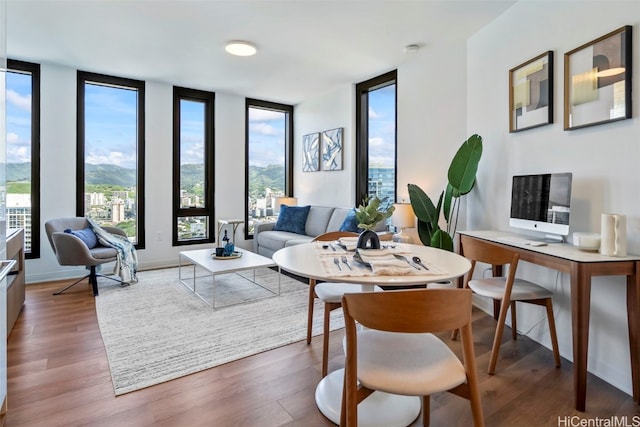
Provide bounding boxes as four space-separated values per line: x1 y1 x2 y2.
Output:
355 70 397 208
245 99 293 239
172 86 215 245
77 71 145 248
6 60 40 259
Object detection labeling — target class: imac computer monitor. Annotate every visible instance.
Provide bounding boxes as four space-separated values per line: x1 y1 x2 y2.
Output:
509 172 573 238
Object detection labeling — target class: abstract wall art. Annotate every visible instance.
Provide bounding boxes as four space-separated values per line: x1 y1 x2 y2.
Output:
564 25 632 130
321 127 343 171
302 132 320 172
509 51 554 132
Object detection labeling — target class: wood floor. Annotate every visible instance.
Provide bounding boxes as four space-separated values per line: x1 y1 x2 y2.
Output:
4 279 639 427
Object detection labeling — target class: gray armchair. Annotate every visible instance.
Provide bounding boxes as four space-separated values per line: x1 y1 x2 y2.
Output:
45 217 128 296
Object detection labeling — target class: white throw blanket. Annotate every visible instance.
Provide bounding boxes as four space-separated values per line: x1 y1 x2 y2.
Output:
88 218 138 284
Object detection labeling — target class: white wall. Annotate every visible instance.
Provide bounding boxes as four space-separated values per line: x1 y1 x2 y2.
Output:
294 84 355 208
295 39 470 210
29 64 251 282
466 1 640 395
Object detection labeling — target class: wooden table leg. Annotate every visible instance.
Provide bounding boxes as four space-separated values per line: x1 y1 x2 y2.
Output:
627 261 640 404
570 263 591 412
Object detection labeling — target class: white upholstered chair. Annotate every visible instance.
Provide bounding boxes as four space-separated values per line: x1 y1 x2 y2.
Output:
307 231 383 377
340 288 484 426
459 234 561 374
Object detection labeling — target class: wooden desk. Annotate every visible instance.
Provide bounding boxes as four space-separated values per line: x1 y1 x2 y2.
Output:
458 230 640 412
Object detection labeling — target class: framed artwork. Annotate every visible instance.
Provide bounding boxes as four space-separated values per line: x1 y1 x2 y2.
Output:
302 132 320 172
321 127 343 171
564 25 632 130
509 51 554 132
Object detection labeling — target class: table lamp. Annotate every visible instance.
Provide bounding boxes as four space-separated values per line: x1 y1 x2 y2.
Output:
274 196 298 214
392 203 415 243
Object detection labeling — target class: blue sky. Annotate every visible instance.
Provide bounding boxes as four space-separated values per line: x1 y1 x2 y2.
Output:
6 70 32 164
247 107 286 168
84 84 138 169
368 84 396 168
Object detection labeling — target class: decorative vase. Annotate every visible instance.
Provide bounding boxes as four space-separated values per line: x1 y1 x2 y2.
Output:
356 229 381 249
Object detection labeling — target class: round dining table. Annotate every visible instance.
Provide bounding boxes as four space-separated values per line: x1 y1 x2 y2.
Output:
272 242 472 427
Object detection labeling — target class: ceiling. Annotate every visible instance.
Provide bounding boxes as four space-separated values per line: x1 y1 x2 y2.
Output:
7 0 515 105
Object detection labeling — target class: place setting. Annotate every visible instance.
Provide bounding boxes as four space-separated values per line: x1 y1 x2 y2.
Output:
313 241 445 277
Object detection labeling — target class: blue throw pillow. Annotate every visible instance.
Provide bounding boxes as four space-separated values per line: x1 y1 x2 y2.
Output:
274 205 311 235
339 209 362 233
65 227 98 249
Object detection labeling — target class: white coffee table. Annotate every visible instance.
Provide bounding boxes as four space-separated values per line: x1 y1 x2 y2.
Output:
178 248 279 309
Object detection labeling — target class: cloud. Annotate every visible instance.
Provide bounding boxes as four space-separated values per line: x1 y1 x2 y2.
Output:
250 122 278 136
86 151 136 168
180 142 205 164
369 106 382 119
6 90 31 112
6 132 21 144
7 145 30 163
249 109 284 122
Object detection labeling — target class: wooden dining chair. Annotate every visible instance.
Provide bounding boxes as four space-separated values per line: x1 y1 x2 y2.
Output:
340 288 484 427
459 234 561 374
308 231 383 377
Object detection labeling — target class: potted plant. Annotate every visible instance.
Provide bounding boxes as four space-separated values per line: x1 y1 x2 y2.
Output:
408 134 483 252
354 196 395 249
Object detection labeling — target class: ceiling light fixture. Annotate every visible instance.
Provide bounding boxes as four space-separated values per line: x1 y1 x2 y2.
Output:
403 44 420 54
225 40 257 57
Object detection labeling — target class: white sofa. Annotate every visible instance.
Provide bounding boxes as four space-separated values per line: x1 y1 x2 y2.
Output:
253 205 387 258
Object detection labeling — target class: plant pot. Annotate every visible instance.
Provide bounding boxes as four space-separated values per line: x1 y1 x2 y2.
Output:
356 229 381 249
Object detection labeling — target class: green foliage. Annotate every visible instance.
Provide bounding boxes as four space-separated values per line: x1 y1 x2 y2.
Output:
355 196 395 230
7 182 31 194
409 134 483 252
115 220 137 238
248 164 285 198
85 164 136 187
7 163 31 182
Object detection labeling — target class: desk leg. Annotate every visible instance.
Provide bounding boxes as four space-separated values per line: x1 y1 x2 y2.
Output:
571 263 591 412
628 261 640 404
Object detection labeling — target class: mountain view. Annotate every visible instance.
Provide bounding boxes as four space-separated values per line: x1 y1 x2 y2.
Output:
7 162 285 195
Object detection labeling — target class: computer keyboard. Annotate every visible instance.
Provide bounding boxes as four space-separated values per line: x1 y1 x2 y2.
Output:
496 236 548 246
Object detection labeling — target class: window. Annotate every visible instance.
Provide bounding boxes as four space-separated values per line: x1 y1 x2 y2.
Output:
355 70 397 208
172 86 215 245
245 99 293 239
6 60 40 259
77 71 145 248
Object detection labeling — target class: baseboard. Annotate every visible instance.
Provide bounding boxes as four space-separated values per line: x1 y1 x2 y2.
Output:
26 260 180 285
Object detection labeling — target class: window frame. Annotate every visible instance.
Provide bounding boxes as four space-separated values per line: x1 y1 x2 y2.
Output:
76 71 146 249
354 70 398 206
6 59 41 259
172 86 215 246
244 98 294 240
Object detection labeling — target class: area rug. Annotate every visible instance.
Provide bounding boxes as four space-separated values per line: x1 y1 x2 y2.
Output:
94 267 344 395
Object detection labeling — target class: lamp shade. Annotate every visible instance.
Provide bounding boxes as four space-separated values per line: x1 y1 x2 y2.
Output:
392 203 415 229
274 196 298 214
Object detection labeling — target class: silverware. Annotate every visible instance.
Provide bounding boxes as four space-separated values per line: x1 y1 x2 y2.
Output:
334 257 342 271
393 254 420 270
341 255 352 270
412 256 429 270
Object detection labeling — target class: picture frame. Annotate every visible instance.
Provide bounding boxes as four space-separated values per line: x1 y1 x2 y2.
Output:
321 127 343 171
302 132 320 172
509 51 554 132
564 25 632 130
